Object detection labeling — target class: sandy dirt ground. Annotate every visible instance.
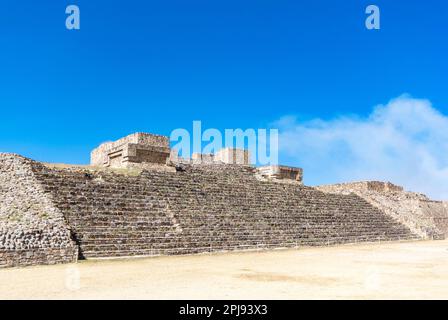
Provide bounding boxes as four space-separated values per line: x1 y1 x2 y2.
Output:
1 240 448 300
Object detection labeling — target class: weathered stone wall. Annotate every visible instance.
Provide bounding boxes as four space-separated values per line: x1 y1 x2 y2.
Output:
0 154 78 268
316 182 448 239
256 165 303 184
192 153 215 164
214 148 251 165
0 248 78 268
91 133 170 168
190 149 251 165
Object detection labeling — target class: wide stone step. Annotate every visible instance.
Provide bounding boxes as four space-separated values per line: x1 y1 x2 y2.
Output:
80 236 418 258
77 230 417 246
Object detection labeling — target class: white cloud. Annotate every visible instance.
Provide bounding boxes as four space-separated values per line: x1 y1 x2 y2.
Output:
275 95 448 200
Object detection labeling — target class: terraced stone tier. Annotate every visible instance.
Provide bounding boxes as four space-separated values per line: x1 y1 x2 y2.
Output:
0 154 77 267
317 182 448 239
31 163 419 259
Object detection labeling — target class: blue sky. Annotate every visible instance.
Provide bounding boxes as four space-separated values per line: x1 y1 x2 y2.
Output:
0 1 447 194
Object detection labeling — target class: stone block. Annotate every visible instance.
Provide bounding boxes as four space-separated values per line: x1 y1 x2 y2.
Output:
214 148 251 165
91 133 171 168
257 165 303 183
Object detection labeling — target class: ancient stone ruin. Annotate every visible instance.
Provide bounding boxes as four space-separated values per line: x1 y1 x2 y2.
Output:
1 132 447 268
317 182 448 240
91 133 171 169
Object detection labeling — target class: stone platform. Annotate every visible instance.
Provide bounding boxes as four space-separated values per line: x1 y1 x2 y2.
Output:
1 132 445 268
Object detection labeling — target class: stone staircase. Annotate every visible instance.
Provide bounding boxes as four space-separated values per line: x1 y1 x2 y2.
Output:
32 163 419 259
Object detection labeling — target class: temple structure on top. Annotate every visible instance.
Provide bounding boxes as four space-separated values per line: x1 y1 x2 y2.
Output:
256 165 303 182
90 132 303 184
90 133 171 168
192 148 250 165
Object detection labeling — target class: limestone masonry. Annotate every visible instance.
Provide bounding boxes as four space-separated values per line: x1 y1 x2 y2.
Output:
317 182 448 239
1 132 446 268
91 133 171 168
